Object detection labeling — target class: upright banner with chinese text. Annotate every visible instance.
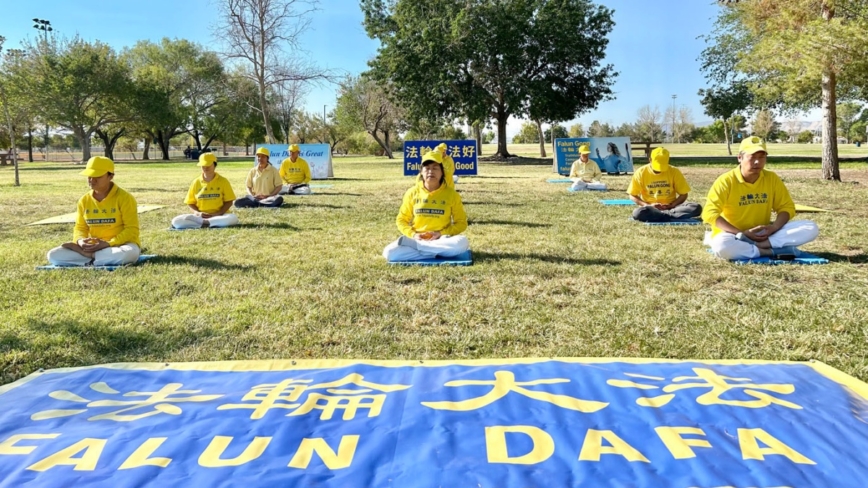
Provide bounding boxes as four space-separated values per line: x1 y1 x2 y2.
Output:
254 144 334 179
403 140 478 176
1 359 867 487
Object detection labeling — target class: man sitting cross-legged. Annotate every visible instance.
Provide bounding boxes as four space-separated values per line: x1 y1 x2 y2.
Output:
569 143 607 191
171 153 239 229
279 144 312 195
703 136 818 260
627 147 701 222
235 147 285 208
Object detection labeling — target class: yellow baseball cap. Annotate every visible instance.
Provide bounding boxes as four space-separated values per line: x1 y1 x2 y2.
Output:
739 136 768 155
255 147 270 157
578 143 591 154
650 147 670 172
80 156 114 177
289 144 301 152
197 153 217 166
421 150 444 165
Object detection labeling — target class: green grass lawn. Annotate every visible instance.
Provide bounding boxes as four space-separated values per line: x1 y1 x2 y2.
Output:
1 155 867 385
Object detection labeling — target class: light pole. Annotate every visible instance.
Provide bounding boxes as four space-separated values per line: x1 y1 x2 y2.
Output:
671 94 678 143
32 19 53 43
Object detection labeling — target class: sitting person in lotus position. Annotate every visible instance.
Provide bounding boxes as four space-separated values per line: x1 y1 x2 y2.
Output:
569 143 607 191
703 136 819 260
627 147 701 222
171 153 239 229
235 146 284 208
46 156 141 266
382 150 469 261
279 144 312 195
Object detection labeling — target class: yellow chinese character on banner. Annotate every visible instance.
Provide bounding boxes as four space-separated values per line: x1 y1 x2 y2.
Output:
406 146 419 158
31 382 224 422
449 145 461 158
217 373 411 421
421 370 607 412
420 146 433 156
606 368 802 409
462 145 475 158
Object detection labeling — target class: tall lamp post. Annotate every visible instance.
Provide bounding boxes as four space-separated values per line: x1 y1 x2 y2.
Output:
32 19 53 42
671 94 678 143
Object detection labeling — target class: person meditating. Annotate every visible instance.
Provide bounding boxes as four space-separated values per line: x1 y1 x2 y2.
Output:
382 150 469 262
235 147 284 208
569 143 607 191
46 156 141 266
279 144 312 195
703 136 819 260
172 153 239 229
627 147 701 222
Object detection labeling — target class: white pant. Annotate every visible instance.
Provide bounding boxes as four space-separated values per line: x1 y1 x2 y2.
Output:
382 235 469 261
281 184 311 195
570 180 607 191
47 244 141 267
708 220 819 260
172 213 239 229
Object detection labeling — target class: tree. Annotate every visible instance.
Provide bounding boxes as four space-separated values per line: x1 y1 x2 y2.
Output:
751 109 778 141
568 123 585 138
797 130 815 143
614 122 635 138
334 75 404 158
587 120 613 137
512 121 541 144
272 78 308 144
217 0 334 143
634 105 664 142
0 37 21 184
698 84 752 155
362 0 617 158
664 105 694 143
21 36 130 162
544 124 568 143
707 1 868 180
837 101 862 143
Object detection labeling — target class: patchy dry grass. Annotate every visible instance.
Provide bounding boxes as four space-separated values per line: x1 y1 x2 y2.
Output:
1 155 867 384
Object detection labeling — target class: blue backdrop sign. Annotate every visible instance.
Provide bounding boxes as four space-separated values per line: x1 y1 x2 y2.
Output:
254 144 334 179
403 140 478 177
1 359 867 487
554 137 634 176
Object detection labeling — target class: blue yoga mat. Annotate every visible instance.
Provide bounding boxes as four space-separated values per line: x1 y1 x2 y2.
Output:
567 187 607 192
600 199 635 205
36 254 157 271
630 218 702 226
547 178 572 183
706 249 828 265
388 250 473 267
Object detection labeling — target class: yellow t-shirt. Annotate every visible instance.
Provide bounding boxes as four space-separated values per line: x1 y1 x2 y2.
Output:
702 167 796 237
246 165 282 195
569 159 602 182
184 173 236 214
279 157 311 185
627 164 690 205
396 182 468 237
74 184 141 247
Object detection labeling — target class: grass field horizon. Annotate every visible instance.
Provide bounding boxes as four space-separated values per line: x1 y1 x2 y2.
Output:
1 154 867 386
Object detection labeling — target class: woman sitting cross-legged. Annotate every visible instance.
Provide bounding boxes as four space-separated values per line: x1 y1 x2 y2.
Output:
171 153 239 229
382 150 469 262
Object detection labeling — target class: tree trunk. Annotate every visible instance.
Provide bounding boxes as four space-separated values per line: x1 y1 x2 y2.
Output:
535 119 546 158
75 127 92 163
821 68 840 181
143 139 151 160
369 129 393 159
27 127 33 162
473 122 482 155
245 144 249 156
724 118 732 156
222 141 228 156
156 131 171 160
495 112 512 158
258 84 276 143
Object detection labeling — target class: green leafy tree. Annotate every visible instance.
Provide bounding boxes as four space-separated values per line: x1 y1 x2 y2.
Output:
797 130 815 144
836 102 862 143
543 124 568 142
20 36 130 162
512 121 541 144
362 0 617 158
568 123 584 138
334 75 404 158
751 109 778 141
698 83 752 155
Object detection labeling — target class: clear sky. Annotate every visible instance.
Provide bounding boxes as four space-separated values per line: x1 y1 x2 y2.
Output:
0 0 816 138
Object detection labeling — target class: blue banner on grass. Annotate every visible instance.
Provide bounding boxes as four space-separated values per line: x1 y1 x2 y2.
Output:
0 359 866 486
402 140 478 176
554 137 634 176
